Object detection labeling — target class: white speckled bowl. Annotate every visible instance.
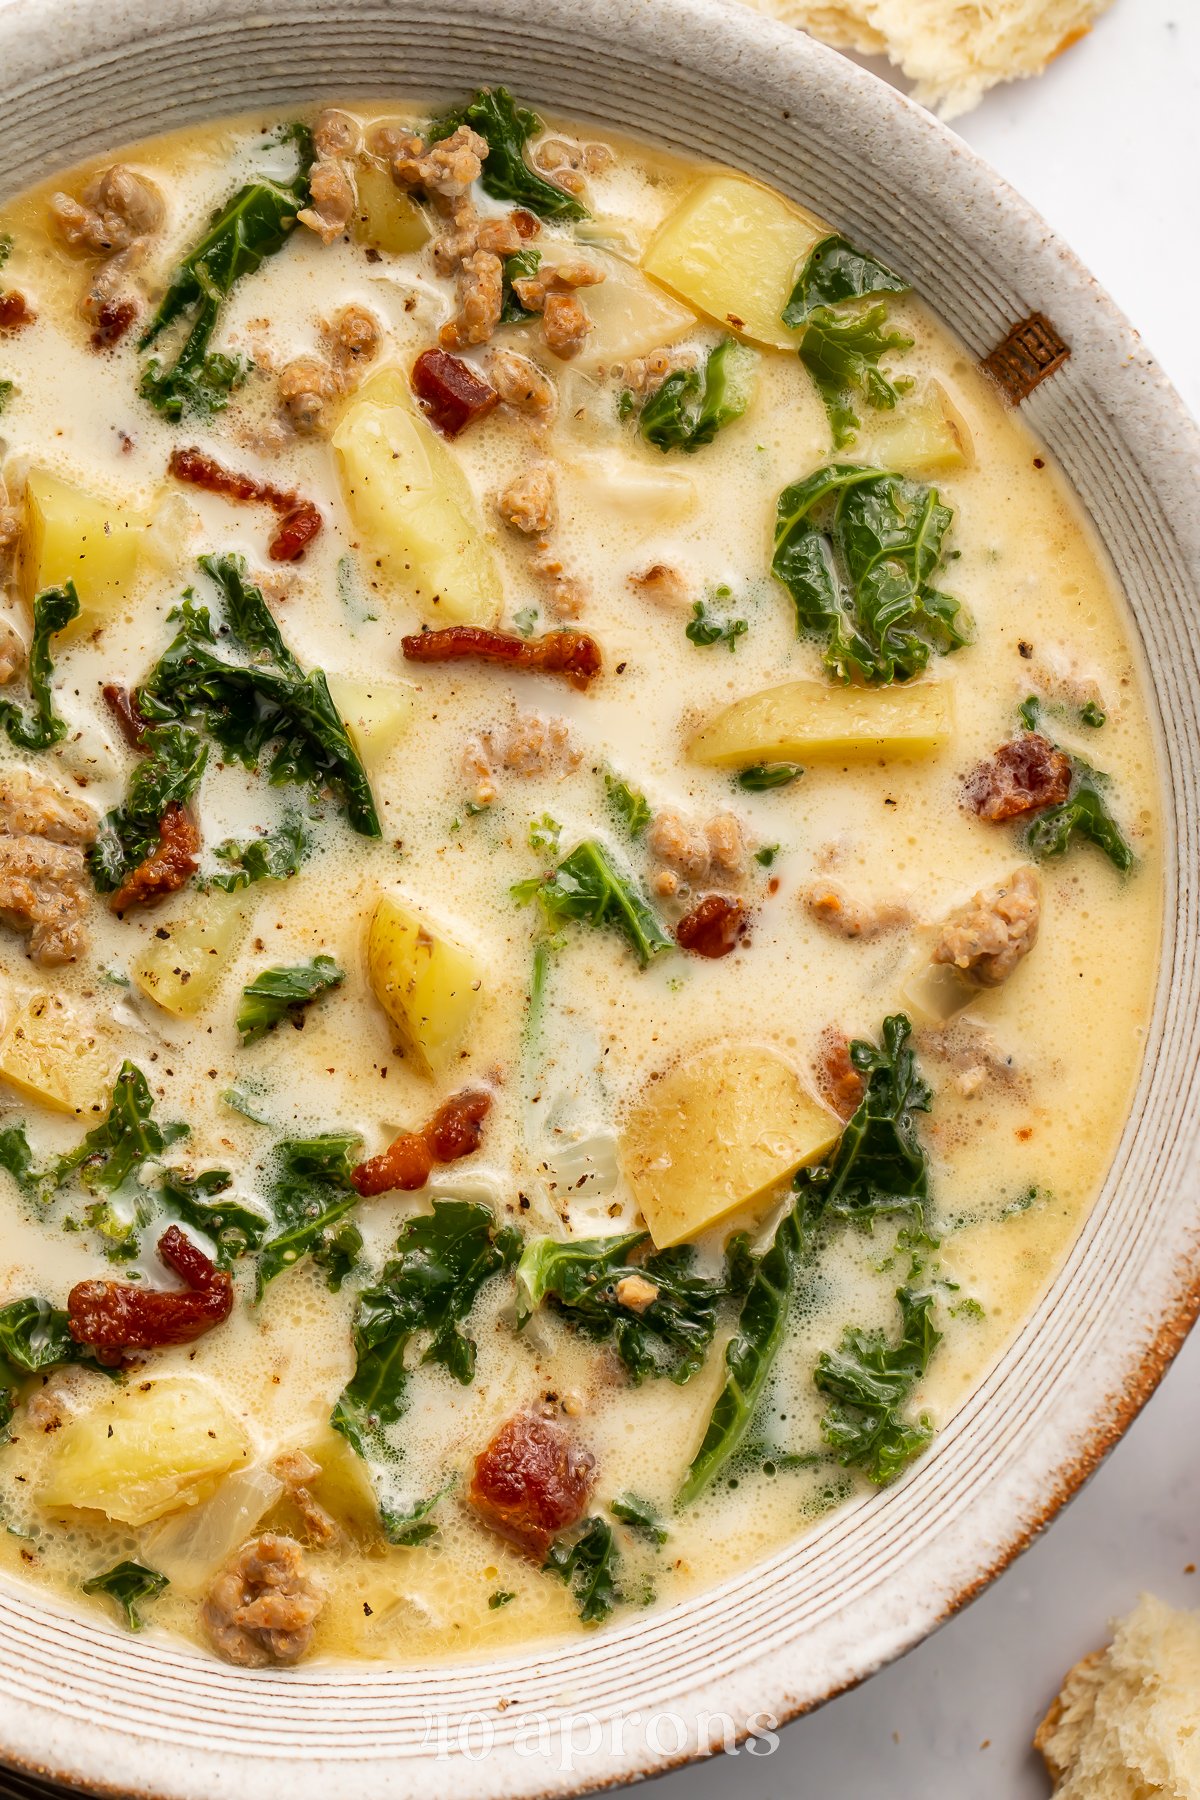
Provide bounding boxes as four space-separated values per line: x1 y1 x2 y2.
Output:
2 1 1199 1794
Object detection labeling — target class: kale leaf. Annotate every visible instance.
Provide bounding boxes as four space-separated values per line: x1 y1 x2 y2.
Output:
799 304 913 451
236 955 344 1046
513 839 673 967
256 1132 362 1295
1025 778 1134 872
45 1060 189 1197
0 584 79 751
429 88 587 221
209 810 310 891
814 1285 940 1484
139 128 313 419
500 247 542 323
515 1232 724 1384
685 597 749 652
0 1296 107 1433
88 723 208 895
81 1560 169 1631
158 1168 269 1267
544 1516 621 1623
737 763 803 791
782 234 909 329
772 462 969 683
0 379 13 415
604 772 651 839
611 1493 668 1544
137 554 380 837
635 339 757 454
311 1219 363 1293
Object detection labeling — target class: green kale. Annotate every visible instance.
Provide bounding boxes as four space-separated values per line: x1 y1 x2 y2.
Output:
544 1517 621 1622
208 810 309 891
527 813 561 856
0 234 11 270
685 597 749 651
737 763 803 790
0 1128 36 1198
604 772 651 838
0 379 13 415
81 1560 168 1631
381 1479 456 1547
512 605 540 637
256 1132 362 1295
754 845 780 867
799 304 913 450
0 1296 107 1432
1025 777 1134 873
311 1219 363 1293
814 1285 940 1485
488 1589 516 1609
636 339 757 454
137 554 380 837
611 1493 668 1544
500 247 542 323
782 234 909 329
88 723 208 895
429 88 587 221
139 129 313 419
0 584 79 751
515 1232 724 1384
1080 700 1107 728
219 1086 271 1126
772 463 969 683
45 1061 188 1196
158 1168 269 1267
236 955 344 1046
513 839 673 967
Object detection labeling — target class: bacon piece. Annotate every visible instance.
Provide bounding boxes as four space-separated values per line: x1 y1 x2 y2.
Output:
411 348 500 439
168 446 323 563
402 626 601 690
90 298 137 350
102 683 148 750
351 1088 491 1198
68 1224 233 1356
964 733 1072 822
467 1412 594 1557
675 893 749 958
0 292 34 333
816 1027 864 1121
109 802 200 914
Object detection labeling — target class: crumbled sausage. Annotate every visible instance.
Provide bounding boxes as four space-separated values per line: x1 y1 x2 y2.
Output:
279 354 340 434
68 1225 233 1355
278 303 382 435
351 1089 491 1197
402 625 601 688
463 713 579 803
510 261 605 362
613 347 698 394
932 865 1042 989
0 772 93 846
390 125 488 203
532 137 615 196
628 564 693 610
109 802 200 915
0 835 91 965
468 1412 594 1557
542 293 594 360
802 883 912 941
530 541 587 618
271 1450 340 1548
614 1274 658 1313
201 1534 326 1668
0 490 22 583
647 807 748 885
487 348 556 418
440 248 505 349
816 1028 865 1121
49 164 163 326
919 1018 1024 1099
297 109 359 244
964 733 1072 822
675 893 749 958
497 464 556 535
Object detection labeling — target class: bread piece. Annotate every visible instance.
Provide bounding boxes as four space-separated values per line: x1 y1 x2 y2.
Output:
1035 1593 1200 1796
751 0 1114 119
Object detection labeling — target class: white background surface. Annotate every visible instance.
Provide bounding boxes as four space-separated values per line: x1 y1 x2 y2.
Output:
657 2 1200 1794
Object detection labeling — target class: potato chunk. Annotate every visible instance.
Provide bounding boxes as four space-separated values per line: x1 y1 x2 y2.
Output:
39 1379 251 1526
352 163 430 255
333 371 501 627
131 890 248 1017
325 674 417 770
689 679 954 767
24 468 150 630
861 381 974 475
622 1044 840 1247
0 990 116 1116
532 246 695 371
642 174 825 351
366 892 482 1078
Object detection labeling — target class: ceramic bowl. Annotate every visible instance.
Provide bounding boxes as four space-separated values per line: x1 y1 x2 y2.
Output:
2 0 1199 1794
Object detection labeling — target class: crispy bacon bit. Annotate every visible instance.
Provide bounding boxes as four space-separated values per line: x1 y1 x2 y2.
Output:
102 683 148 750
168 446 323 563
964 733 1072 822
0 292 35 333
816 1028 865 1121
675 893 748 958
351 1089 492 1198
90 297 137 350
402 625 601 690
109 802 199 914
68 1224 233 1356
468 1412 595 1557
411 348 500 438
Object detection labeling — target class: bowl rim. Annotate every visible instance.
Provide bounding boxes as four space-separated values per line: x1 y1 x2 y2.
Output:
1 0 1199 1794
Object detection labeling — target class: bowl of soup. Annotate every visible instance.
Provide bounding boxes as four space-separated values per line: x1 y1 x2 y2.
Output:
0 0 1197 1793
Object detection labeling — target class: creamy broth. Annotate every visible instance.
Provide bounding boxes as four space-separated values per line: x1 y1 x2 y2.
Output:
0 99 1160 1665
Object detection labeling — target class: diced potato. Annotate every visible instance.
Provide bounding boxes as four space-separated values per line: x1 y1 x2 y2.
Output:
131 889 249 1017
564 450 697 524
0 990 117 1117
24 468 151 631
862 381 974 475
325 673 417 770
642 174 826 351
352 162 431 255
366 891 482 1079
533 246 696 371
39 1379 251 1527
622 1044 840 1248
333 370 501 627
689 679 954 767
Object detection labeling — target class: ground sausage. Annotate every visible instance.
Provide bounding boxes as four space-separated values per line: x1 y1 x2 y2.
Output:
0 771 95 845
0 619 22 686
816 1028 865 1121
297 109 358 244
487 348 556 418
497 464 556 536
802 883 912 941
932 865 1042 988
964 733 1072 822
49 164 163 325
468 1412 595 1557
0 835 91 964
647 807 748 886
271 1451 340 1548
201 1534 325 1668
